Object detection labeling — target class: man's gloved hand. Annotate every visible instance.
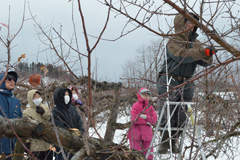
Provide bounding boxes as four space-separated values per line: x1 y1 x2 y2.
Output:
188 31 198 42
75 99 83 106
36 106 45 116
49 145 56 152
205 47 217 56
68 128 82 137
26 142 31 150
140 114 147 119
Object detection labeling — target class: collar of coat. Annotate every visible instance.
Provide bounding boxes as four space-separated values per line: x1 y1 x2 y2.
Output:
0 89 13 97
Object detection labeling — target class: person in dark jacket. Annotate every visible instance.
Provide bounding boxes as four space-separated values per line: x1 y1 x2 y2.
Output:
51 87 84 160
0 71 22 159
157 13 215 153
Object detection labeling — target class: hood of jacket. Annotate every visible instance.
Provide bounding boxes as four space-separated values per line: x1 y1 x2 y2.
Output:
0 74 7 90
174 14 192 41
27 89 41 109
54 87 72 110
0 71 18 96
137 88 149 106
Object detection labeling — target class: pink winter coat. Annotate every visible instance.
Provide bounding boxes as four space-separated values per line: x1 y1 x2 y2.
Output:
127 88 158 141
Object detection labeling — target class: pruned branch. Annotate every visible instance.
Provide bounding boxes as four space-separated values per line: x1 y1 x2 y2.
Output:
0 116 145 159
0 116 84 152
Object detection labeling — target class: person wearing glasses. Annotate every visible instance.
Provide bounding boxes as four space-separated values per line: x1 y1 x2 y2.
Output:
0 71 22 159
127 88 158 160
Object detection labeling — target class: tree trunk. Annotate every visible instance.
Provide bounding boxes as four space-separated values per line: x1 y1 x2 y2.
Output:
0 116 145 160
12 138 26 160
0 116 84 152
104 88 121 142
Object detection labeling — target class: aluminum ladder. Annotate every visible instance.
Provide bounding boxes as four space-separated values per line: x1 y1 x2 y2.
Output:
146 102 206 160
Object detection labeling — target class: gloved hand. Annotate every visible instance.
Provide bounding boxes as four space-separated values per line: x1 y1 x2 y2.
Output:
49 145 56 152
140 114 147 119
68 128 82 137
26 142 31 150
205 47 217 56
36 106 45 116
188 31 198 42
75 99 83 106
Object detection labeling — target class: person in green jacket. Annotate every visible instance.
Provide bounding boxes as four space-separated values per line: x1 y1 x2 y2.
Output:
23 90 53 160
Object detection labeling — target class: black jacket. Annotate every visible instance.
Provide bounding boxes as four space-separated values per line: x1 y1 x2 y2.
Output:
51 88 84 133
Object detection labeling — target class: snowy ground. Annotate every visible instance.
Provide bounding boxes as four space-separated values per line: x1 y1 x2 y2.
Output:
23 111 239 160
89 113 130 144
89 114 240 160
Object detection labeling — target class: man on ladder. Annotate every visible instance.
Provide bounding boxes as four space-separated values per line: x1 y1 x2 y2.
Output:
157 12 216 154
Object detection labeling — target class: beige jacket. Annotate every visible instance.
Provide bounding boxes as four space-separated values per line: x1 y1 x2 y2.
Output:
23 89 51 152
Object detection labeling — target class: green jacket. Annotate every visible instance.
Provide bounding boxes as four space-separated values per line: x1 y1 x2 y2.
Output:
23 90 51 152
160 14 212 78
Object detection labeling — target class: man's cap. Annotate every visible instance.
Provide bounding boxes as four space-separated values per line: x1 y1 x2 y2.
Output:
7 71 18 82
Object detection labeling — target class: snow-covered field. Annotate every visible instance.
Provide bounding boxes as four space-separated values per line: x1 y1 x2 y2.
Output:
89 113 130 144
89 114 240 160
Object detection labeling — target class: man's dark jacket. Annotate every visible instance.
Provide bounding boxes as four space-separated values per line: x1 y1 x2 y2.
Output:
51 88 84 133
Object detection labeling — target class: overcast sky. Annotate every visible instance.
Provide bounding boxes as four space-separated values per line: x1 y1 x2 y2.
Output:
1 0 239 82
0 0 161 82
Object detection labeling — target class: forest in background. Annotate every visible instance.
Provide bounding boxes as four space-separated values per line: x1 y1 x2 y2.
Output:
16 62 68 79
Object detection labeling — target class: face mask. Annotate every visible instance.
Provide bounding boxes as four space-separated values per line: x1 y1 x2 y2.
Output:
32 98 42 106
72 94 79 101
64 95 70 105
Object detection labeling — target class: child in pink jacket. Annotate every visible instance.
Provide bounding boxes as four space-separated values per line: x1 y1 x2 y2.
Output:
127 88 158 159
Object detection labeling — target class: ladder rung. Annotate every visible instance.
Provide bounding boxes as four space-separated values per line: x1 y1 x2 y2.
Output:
158 151 175 155
146 102 206 160
148 152 158 155
158 127 185 131
148 151 174 155
148 152 171 160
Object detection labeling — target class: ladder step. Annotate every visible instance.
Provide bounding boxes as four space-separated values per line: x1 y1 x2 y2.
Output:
146 102 206 160
158 127 185 131
148 152 171 160
148 152 158 155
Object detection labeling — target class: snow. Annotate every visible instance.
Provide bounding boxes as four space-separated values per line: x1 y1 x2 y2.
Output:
89 113 129 144
89 113 240 160
197 92 237 101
